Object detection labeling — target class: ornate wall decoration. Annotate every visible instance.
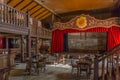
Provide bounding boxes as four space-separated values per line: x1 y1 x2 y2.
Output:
76 16 87 28
53 14 119 30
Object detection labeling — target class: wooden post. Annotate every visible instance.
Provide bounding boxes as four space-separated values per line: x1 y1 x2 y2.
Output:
6 37 10 80
21 35 25 62
102 59 105 80
116 53 119 80
36 24 38 55
26 12 31 59
6 37 10 66
36 37 38 54
109 56 112 79
94 55 99 80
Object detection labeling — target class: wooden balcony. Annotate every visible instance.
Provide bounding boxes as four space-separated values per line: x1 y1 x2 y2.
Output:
37 27 52 39
0 3 28 35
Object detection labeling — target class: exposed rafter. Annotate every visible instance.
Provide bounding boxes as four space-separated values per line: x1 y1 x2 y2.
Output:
28 3 38 11
13 0 24 8
20 0 33 10
7 0 12 4
33 0 62 19
37 11 50 19
30 7 42 16
40 13 52 20
34 9 46 18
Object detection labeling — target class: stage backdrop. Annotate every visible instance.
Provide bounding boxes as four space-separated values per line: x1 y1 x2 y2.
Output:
68 32 107 53
52 15 120 53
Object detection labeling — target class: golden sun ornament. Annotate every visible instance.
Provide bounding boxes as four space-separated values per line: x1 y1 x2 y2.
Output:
76 16 87 28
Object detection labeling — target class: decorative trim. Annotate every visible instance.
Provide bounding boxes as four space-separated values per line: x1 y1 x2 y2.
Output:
53 14 119 30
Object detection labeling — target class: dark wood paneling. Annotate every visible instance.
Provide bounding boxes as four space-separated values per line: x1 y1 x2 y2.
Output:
0 22 28 35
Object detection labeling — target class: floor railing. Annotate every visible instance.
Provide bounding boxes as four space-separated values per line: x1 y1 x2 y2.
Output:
0 3 28 27
94 44 120 80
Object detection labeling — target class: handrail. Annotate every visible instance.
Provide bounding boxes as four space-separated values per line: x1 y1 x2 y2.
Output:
98 43 120 61
0 3 28 27
94 43 120 80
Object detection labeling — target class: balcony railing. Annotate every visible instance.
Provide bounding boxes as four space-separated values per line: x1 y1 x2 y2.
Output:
0 3 27 27
38 27 52 39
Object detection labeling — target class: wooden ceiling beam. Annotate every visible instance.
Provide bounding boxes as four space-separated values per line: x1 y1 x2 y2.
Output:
20 0 33 10
7 0 12 4
28 3 38 11
59 7 113 17
40 13 52 20
30 7 42 16
34 9 46 18
33 0 62 19
13 0 24 8
38 11 50 19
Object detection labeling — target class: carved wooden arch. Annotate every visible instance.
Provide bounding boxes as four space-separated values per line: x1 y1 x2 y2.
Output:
53 14 119 30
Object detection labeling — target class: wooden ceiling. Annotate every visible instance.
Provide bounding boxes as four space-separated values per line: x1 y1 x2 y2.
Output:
5 0 119 20
36 0 118 14
6 0 52 20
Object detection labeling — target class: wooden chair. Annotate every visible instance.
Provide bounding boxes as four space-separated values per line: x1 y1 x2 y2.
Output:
71 59 78 74
77 62 92 78
37 57 46 72
25 59 32 75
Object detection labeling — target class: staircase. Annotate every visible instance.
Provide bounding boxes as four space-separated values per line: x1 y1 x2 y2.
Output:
93 44 120 80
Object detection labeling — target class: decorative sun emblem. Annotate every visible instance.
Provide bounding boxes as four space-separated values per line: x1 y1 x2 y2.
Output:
76 16 87 28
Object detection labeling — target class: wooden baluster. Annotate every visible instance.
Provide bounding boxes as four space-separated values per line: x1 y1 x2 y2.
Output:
108 56 112 79
7 6 10 24
13 9 15 25
16 11 18 26
5 5 8 23
112 54 114 71
3 4 5 22
106 56 109 79
25 13 27 27
10 8 12 24
19 11 21 26
94 56 99 80
102 58 105 80
22 13 24 27
1 4 4 22
13 9 16 25
5 5 7 23
116 53 119 80
20 12 23 27
19 12 21 26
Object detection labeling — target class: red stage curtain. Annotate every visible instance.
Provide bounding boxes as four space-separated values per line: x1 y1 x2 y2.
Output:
108 26 120 50
52 26 120 53
52 29 64 53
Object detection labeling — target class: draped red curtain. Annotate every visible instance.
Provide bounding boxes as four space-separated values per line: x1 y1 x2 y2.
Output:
52 26 120 53
52 29 64 53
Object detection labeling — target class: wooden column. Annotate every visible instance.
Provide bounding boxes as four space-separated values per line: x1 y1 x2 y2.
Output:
21 35 25 62
27 12 31 59
36 25 38 55
102 59 105 80
116 53 119 80
109 56 112 79
36 37 39 54
94 55 99 80
6 37 10 66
